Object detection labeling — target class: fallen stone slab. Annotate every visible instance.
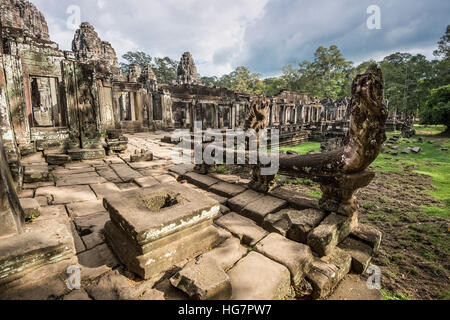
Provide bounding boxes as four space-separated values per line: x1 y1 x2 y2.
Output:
350 224 382 253
307 213 353 257
66 200 106 218
338 237 373 274
70 221 86 254
411 147 421 153
67 148 106 161
208 182 246 198
46 154 71 165
53 167 96 175
401 147 412 154
63 289 91 300
154 174 177 184
111 163 143 182
85 270 136 300
228 252 292 300
227 189 264 213
255 233 313 286
133 176 160 188
18 189 34 198
241 195 287 226
215 213 268 247
77 243 119 281
74 212 110 236
128 161 159 170
116 183 139 191
35 185 97 205
306 248 352 299
285 208 327 244
182 172 219 189
90 182 122 199
170 258 232 300
205 192 228 205
55 172 106 187
130 151 154 163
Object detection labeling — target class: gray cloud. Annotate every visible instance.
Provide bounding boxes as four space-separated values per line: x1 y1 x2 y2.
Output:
32 0 449 77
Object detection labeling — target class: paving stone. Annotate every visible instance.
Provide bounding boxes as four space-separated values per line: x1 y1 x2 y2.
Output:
65 162 94 169
208 182 246 199
53 167 95 175
63 289 91 300
154 174 177 184
133 176 160 188
170 258 232 300
153 278 188 300
35 185 97 205
182 172 219 189
77 244 119 281
307 213 353 257
21 152 45 164
116 182 139 191
269 187 320 210
22 181 54 189
338 237 373 274
228 252 292 300
241 195 287 225
227 189 264 213
66 200 106 218
104 157 125 164
285 208 327 244
263 210 291 236
205 192 228 205
97 167 123 183
82 231 105 250
167 163 195 176
213 225 233 243
74 212 109 236
220 205 230 215
255 233 313 286
24 165 49 183
306 248 352 299
328 274 382 300
0 274 69 300
18 189 34 198
38 205 68 222
199 237 247 271
350 224 382 253
55 172 106 187
110 163 143 182
128 161 158 170
34 196 49 206
140 288 165 300
90 182 122 200
215 213 268 247
19 198 41 219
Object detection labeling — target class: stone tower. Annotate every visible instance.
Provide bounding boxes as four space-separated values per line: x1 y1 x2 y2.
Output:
176 52 201 85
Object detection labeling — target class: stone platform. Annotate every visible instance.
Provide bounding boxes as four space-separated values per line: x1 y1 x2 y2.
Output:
104 183 221 279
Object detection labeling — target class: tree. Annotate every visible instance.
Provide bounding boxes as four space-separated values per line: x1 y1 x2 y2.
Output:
433 25 450 60
120 51 153 74
200 76 219 87
153 57 178 84
419 84 450 132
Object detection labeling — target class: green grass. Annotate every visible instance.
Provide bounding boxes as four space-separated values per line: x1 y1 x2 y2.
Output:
280 141 321 155
414 124 447 135
381 289 410 300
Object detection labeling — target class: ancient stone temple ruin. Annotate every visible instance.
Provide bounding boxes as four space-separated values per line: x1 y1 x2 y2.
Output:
0 0 385 301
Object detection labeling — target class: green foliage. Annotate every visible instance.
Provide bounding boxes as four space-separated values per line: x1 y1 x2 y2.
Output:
280 142 321 155
121 51 178 84
433 25 450 60
419 84 450 131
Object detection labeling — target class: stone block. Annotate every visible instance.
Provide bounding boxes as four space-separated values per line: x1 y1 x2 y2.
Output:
67 148 106 161
170 258 232 300
215 213 268 247
350 224 382 253
167 164 195 176
35 185 97 204
154 174 177 184
110 163 143 182
19 198 41 220
90 182 121 199
338 237 373 274
66 200 106 218
228 252 292 300
208 182 246 198
306 248 352 299
255 233 313 286
263 210 291 236
24 165 49 183
285 208 327 244
198 237 247 271
227 189 264 213
133 176 160 188
55 172 106 187
307 213 353 257
182 172 219 189
241 195 287 226
46 154 71 165
269 188 320 210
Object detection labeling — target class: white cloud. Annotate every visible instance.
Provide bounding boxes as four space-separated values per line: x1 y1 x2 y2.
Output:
32 0 449 77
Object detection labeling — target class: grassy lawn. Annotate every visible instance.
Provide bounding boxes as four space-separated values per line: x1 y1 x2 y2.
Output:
280 141 321 154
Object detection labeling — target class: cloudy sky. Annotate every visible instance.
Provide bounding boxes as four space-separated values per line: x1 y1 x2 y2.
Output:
32 0 449 77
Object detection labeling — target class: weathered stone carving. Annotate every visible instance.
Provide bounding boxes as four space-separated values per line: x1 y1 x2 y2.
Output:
0 0 49 40
176 52 200 85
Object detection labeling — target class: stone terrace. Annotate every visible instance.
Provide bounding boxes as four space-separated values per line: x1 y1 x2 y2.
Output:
0 131 381 300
